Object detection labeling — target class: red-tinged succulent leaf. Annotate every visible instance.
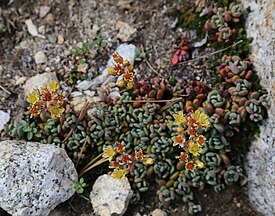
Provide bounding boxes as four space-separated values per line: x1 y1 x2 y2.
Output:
171 49 180 65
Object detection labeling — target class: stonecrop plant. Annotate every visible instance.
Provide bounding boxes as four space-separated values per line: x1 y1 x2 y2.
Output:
204 2 242 43
4 0 270 214
26 80 66 119
172 110 210 171
108 52 135 89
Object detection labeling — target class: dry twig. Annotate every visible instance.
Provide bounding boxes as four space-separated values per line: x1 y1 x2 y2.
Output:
141 44 164 78
63 102 90 143
126 97 185 103
76 138 89 168
0 84 11 95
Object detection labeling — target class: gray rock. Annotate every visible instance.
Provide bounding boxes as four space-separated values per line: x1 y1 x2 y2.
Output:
39 6 51 18
24 72 58 96
0 140 77 216
34 51 47 64
25 19 46 39
116 21 137 42
0 110 10 131
90 174 133 216
242 1 275 215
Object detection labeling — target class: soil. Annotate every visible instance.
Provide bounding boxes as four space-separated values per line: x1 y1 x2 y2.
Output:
0 0 262 215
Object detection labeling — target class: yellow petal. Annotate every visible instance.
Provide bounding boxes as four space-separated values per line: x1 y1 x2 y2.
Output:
47 80 59 93
26 90 40 105
173 111 186 125
144 158 154 165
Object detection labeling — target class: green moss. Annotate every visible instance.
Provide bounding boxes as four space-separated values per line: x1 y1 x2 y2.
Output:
229 122 260 152
168 1 208 40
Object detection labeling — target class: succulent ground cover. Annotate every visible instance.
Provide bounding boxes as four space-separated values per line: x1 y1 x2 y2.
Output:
1 0 269 215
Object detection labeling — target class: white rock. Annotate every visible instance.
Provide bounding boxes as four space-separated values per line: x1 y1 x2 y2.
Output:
71 95 100 113
0 110 10 131
24 72 58 96
109 92 121 101
25 19 46 39
76 44 136 91
38 25 46 34
194 33 208 48
90 174 133 216
242 1 275 215
39 6 51 18
152 209 167 216
15 76 27 86
34 51 48 64
116 21 137 42
83 90 96 97
0 140 77 216
57 34 64 44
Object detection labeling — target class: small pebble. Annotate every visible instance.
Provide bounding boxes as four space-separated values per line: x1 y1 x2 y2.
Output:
57 34 64 44
34 51 47 64
46 13 55 27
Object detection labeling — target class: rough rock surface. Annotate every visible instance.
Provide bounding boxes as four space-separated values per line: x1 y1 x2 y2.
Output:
242 1 275 215
0 140 77 216
90 174 133 216
24 72 58 96
0 110 10 132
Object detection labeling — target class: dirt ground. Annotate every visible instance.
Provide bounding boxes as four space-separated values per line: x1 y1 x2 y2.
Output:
0 0 262 215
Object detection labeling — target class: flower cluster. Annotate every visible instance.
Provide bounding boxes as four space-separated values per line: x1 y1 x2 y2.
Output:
26 80 66 119
172 110 210 171
102 143 153 181
108 52 135 89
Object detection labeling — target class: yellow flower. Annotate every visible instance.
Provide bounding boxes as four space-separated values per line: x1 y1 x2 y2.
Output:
191 110 210 129
144 158 154 165
173 111 187 125
198 112 210 128
27 90 40 105
47 80 59 93
176 127 185 134
102 146 116 161
126 81 134 89
172 134 185 148
195 160 205 169
108 67 116 76
117 80 126 88
188 141 203 156
49 105 65 118
191 110 200 123
111 168 127 181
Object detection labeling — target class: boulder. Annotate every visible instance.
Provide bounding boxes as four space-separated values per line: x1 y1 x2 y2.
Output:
90 174 133 216
0 140 77 216
242 1 275 215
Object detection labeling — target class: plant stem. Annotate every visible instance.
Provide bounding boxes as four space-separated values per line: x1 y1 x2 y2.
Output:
79 157 108 177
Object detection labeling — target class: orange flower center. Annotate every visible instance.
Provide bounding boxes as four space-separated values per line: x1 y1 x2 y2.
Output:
198 137 205 145
186 162 195 170
189 118 196 125
175 135 184 143
123 72 133 81
179 153 188 161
